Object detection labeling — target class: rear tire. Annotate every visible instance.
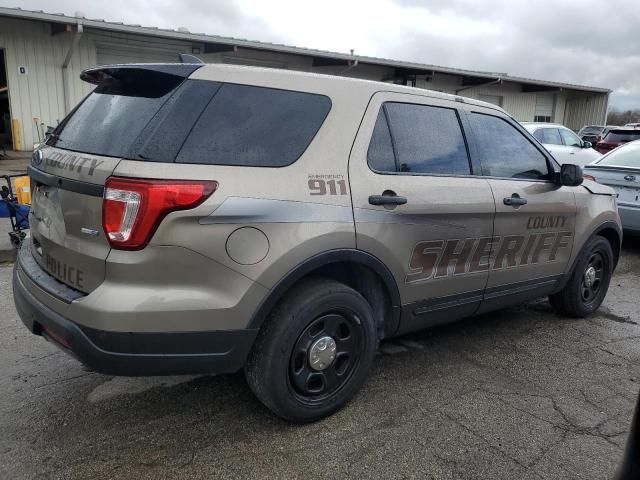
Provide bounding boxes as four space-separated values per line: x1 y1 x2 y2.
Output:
245 277 377 423
549 236 613 318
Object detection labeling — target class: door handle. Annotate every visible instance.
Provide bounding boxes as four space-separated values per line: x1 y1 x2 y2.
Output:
503 195 527 207
368 194 407 206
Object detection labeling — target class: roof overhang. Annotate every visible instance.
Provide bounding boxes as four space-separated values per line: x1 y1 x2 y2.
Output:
0 6 612 95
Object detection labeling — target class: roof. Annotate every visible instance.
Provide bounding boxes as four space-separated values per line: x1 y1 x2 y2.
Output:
0 6 611 94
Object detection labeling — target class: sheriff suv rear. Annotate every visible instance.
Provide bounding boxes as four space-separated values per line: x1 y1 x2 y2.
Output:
14 62 621 423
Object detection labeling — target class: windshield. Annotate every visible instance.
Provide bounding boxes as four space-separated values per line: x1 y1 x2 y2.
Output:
598 143 640 168
580 126 602 135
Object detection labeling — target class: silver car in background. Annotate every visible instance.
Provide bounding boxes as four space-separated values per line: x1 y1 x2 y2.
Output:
584 140 640 233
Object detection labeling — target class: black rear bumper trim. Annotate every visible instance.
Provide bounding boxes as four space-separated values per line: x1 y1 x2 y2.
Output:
13 263 257 376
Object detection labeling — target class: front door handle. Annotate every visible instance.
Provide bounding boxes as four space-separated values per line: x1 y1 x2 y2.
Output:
503 194 527 207
368 194 407 206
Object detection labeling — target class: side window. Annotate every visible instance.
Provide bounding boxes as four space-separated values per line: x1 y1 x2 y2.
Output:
176 84 331 167
469 113 550 180
533 128 562 145
559 128 582 147
367 109 396 172
367 102 471 175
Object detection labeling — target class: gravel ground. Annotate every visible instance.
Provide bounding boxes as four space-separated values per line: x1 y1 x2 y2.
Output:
1 239 639 479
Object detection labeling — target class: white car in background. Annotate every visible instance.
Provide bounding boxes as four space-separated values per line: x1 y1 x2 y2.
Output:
522 122 601 166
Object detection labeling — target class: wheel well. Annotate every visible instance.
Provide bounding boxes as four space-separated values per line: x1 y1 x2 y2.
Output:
596 227 621 268
248 251 401 339
313 262 396 339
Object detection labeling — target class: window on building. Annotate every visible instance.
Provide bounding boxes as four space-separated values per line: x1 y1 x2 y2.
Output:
368 102 471 175
469 112 550 180
534 115 552 123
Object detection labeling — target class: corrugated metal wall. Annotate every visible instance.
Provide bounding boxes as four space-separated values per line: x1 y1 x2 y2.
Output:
0 16 199 149
0 15 610 149
564 93 609 131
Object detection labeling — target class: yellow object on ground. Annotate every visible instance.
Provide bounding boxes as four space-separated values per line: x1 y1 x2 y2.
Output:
14 176 31 205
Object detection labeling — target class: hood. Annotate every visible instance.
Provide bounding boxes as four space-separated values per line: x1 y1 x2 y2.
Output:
581 179 616 195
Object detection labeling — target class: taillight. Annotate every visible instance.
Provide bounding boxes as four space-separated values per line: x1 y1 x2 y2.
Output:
103 177 217 250
583 173 597 182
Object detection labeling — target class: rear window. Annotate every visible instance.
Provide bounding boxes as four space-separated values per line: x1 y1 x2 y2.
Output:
50 76 331 167
50 70 183 158
597 143 640 168
604 130 640 142
580 126 603 135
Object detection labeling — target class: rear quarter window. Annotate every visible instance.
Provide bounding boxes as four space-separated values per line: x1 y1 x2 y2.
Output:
176 84 331 167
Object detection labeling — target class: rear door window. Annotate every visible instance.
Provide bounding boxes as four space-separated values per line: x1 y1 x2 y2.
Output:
367 102 471 175
469 112 551 180
176 84 331 167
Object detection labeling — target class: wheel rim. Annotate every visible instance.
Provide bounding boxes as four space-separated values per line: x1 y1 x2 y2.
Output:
581 252 605 304
289 312 363 401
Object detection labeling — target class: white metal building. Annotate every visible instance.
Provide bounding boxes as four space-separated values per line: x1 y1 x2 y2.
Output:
0 6 611 151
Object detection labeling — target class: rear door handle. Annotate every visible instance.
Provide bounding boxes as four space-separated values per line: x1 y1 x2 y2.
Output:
368 194 407 206
503 195 527 207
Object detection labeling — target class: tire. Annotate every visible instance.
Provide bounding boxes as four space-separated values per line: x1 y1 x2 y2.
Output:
245 277 378 423
549 235 613 318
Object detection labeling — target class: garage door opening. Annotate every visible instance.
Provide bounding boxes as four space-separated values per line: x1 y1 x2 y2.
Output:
0 48 12 152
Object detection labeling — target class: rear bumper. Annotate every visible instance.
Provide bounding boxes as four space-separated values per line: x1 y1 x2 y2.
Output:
13 262 258 376
619 203 640 233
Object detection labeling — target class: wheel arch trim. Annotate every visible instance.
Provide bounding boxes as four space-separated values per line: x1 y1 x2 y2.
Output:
247 249 402 331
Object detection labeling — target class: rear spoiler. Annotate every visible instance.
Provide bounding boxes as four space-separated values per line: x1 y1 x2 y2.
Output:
80 63 203 85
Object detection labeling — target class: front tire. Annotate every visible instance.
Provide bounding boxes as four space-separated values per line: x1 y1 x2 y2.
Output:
245 277 377 423
549 236 613 317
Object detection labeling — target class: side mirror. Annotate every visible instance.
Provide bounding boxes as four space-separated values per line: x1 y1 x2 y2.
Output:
582 140 592 148
559 164 583 186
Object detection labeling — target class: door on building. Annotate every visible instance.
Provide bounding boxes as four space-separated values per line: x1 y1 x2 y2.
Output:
478 94 503 107
348 92 496 335
0 48 12 151
534 93 555 123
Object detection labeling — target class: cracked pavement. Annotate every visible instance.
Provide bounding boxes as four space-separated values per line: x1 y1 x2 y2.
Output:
1 239 639 479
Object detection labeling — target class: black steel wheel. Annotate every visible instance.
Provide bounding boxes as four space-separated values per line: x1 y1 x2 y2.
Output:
550 235 614 318
245 277 377 423
289 312 362 402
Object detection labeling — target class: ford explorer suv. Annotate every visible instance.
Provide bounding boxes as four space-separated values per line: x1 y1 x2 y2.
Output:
13 62 622 423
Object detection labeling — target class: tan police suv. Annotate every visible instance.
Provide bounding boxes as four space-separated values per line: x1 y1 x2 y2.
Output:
13 62 622 422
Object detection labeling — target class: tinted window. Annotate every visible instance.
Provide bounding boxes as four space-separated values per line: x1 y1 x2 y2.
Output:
604 130 640 142
580 126 603 135
533 128 562 145
559 128 582 147
367 110 396 172
598 143 640 168
368 103 470 175
470 113 550 180
51 70 183 158
177 84 331 167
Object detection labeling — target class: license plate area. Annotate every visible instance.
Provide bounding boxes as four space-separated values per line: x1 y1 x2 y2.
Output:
614 186 640 203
